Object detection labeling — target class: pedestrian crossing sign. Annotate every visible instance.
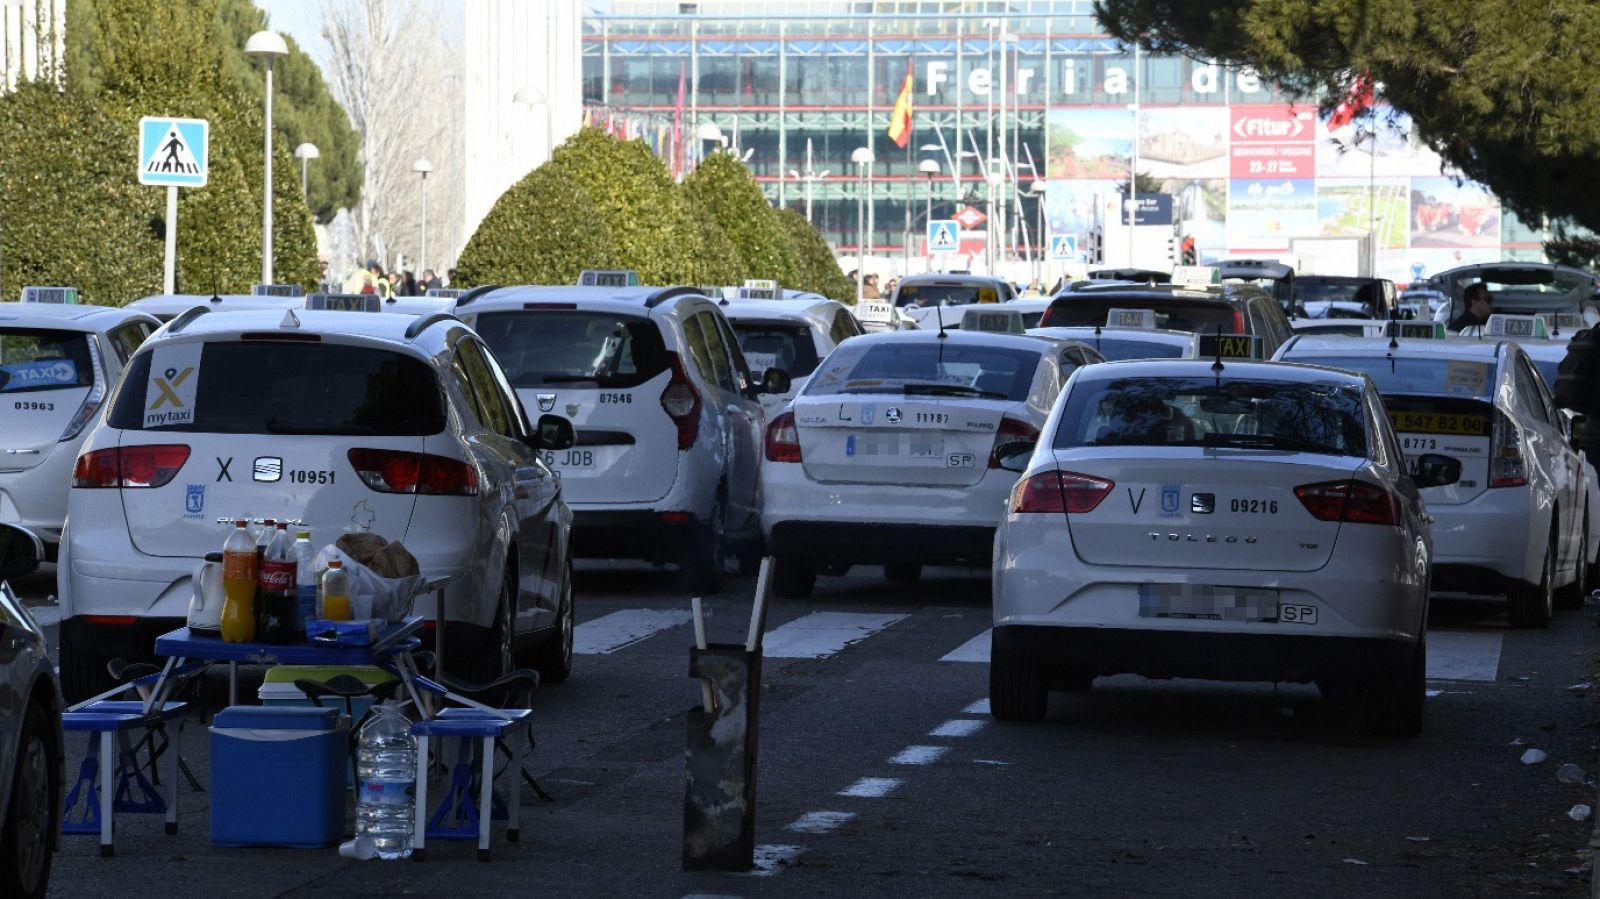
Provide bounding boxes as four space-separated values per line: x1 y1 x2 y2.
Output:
1049 235 1078 260
927 219 959 255
138 117 209 188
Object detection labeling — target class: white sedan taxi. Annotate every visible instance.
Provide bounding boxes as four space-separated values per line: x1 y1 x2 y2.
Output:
991 359 1448 734
720 295 864 414
1277 322 1589 626
761 329 1064 597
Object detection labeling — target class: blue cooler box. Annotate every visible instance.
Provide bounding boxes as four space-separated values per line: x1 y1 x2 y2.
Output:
210 706 349 848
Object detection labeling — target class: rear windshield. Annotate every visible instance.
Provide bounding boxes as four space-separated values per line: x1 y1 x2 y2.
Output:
1301 355 1495 400
805 341 1042 402
474 311 668 389
1044 297 1239 333
1055 376 1368 456
108 342 444 435
730 322 821 378
0 328 94 394
1080 338 1186 362
894 283 1000 308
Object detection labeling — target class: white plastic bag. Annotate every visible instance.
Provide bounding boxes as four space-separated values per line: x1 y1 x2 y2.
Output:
312 545 425 624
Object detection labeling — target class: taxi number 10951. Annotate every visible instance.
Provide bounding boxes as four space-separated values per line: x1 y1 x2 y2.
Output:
288 470 335 485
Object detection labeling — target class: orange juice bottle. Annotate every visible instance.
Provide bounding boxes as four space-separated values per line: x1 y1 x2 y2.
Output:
220 520 257 642
321 560 351 621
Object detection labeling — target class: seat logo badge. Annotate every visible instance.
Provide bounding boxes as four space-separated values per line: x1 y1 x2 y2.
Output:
885 406 902 424
253 457 282 483
536 393 556 413
1191 492 1215 514
1128 487 1147 513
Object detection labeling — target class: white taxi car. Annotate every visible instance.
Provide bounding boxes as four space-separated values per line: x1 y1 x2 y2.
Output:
128 291 304 322
720 295 864 414
456 278 784 592
58 306 577 699
0 289 159 556
761 329 1064 597
991 359 1448 734
1277 328 1588 626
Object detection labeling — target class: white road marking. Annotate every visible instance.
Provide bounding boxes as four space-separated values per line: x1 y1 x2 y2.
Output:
786 811 856 834
962 698 990 715
930 718 986 738
838 777 902 798
747 844 805 877
761 611 908 659
940 629 991 663
1427 630 1503 682
889 745 949 765
573 609 692 655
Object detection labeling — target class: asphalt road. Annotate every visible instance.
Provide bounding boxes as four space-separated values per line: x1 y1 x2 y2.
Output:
15 560 1600 898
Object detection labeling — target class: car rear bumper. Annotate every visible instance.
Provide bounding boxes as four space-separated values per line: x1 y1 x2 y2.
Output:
769 521 995 567
1429 489 1541 586
570 509 703 563
61 614 186 667
994 624 1417 683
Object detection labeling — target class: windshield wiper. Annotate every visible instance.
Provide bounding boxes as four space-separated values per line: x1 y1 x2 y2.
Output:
1203 433 1329 452
901 383 1008 399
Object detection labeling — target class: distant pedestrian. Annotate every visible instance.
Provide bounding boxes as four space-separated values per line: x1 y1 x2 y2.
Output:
1449 282 1493 332
445 268 458 289
417 269 437 294
862 274 882 299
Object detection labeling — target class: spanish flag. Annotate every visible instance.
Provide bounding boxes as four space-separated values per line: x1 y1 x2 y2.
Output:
887 60 913 148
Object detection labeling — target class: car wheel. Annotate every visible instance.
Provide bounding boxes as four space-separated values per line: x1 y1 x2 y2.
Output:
0 703 58 899
1557 526 1588 610
58 646 112 704
883 562 922 584
682 503 726 595
772 555 816 599
1507 536 1556 628
1365 635 1425 737
1052 667 1094 694
528 562 574 684
989 631 1048 722
464 572 516 684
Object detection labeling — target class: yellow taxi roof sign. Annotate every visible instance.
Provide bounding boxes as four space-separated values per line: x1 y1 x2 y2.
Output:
1385 320 1446 340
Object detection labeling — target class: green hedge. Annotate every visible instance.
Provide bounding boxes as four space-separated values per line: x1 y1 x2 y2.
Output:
776 208 857 302
682 152 797 284
454 164 618 287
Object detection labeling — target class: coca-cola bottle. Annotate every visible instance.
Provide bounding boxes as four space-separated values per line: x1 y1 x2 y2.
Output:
257 522 298 644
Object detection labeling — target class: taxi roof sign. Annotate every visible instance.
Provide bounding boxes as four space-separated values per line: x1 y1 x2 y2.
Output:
305 293 381 313
855 302 895 324
1196 332 1264 360
1485 314 1547 340
1106 308 1157 330
737 278 782 301
1385 320 1446 340
252 283 304 298
1170 265 1221 288
960 307 1024 335
21 286 78 305
1538 311 1586 333
424 288 464 299
578 269 640 288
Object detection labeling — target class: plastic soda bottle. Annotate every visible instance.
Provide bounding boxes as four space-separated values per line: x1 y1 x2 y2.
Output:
292 531 317 634
220 520 257 643
257 522 298 644
355 703 416 859
321 560 351 621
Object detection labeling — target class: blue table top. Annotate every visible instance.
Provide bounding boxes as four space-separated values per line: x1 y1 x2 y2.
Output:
154 617 424 666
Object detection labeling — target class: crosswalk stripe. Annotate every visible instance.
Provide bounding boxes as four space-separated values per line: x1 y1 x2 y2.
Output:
573 609 692 655
941 626 1504 682
762 611 909 659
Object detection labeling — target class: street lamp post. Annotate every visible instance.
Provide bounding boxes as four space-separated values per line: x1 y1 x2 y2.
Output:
293 142 319 197
245 30 288 284
919 158 940 271
851 146 875 300
787 138 829 223
1022 179 1047 289
412 159 434 274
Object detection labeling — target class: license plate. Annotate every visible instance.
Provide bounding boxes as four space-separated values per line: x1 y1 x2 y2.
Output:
542 449 595 470
906 433 943 458
1138 584 1280 621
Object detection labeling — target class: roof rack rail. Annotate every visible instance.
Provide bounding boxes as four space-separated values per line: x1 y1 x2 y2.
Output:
405 312 463 340
166 305 212 334
451 284 502 308
645 286 712 308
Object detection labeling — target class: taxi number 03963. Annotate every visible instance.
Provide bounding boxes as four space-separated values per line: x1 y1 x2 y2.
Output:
599 393 632 404
288 470 336 485
13 401 53 411
1230 498 1278 514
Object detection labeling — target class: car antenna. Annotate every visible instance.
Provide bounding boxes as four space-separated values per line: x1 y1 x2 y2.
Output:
1093 321 1102 352
935 303 948 340
1388 306 1400 351
1211 323 1225 374
209 258 221 303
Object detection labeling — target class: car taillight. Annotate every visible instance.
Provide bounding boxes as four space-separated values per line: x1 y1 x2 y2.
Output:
347 449 479 496
1010 470 1114 513
989 416 1042 469
1294 480 1399 525
1489 410 1527 487
765 411 802 463
71 444 190 488
1232 310 1246 333
1037 306 1054 327
660 353 701 451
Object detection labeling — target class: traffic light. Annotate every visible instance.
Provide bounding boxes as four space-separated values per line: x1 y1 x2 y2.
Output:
1084 227 1103 264
1181 235 1197 265
1166 236 1179 265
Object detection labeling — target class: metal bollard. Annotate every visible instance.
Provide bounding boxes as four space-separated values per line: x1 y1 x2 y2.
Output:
683 643 762 871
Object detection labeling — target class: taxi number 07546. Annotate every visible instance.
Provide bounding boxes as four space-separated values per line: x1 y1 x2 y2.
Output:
599 393 632 404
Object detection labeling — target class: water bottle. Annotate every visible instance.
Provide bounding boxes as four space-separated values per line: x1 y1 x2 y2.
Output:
292 531 317 634
355 703 416 859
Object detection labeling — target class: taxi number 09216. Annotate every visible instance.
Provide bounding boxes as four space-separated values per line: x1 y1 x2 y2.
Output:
288 470 335 485
1230 498 1278 514
13 401 53 411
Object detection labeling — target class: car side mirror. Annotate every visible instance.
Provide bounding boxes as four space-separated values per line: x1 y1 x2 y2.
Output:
1410 452 1461 489
758 368 793 396
1570 413 1588 444
529 414 575 452
0 524 43 582
993 440 1037 473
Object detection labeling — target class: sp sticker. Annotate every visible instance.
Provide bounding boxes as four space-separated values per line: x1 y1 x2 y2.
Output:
184 484 206 519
